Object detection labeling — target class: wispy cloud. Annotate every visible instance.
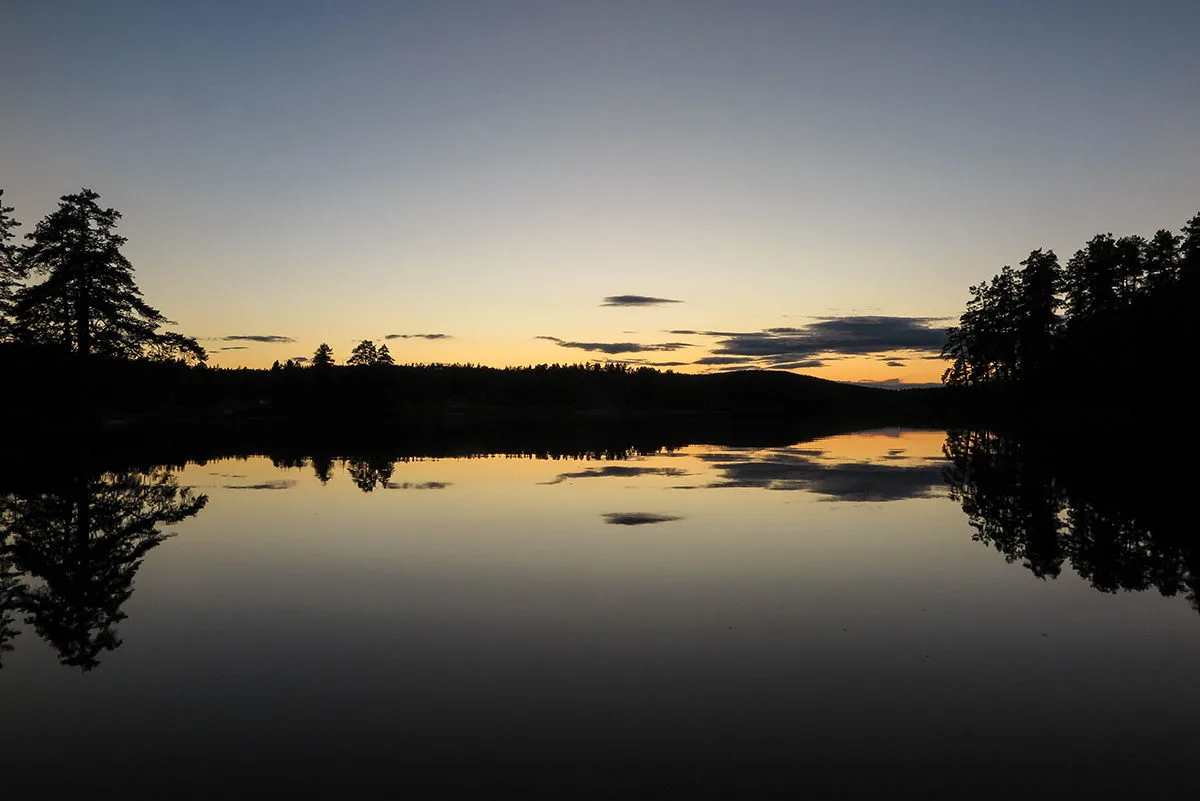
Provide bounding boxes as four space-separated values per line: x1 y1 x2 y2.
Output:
215 345 249 351
609 358 690 368
601 295 683 307
221 334 295 343
769 359 825 369
537 335 691 355
385 333 452 340
666 329 748 337
692 356 754 366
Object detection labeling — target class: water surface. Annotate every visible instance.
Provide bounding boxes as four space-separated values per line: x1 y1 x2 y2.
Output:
1 429 1195 797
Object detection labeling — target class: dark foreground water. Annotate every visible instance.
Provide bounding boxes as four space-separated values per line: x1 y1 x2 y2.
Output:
1 429 1196 797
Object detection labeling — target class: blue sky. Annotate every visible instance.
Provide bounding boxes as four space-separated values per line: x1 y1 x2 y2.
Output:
3 0 1197 382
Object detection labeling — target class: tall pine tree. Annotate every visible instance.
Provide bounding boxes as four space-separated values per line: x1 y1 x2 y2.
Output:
13 189 205 363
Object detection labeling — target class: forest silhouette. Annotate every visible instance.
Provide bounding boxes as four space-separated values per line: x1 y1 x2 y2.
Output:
941 209 1200 424
4 187 1195 445
2 187 1196 626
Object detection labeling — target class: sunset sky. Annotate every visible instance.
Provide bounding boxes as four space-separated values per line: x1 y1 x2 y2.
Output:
3 1 1197 385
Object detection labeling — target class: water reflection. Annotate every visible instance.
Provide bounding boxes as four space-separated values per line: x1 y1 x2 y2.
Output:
944 429 1199 613
2 431 1196 795
0 468 207 670
542 466 692 485
702 451 947 500
3 427 1194 679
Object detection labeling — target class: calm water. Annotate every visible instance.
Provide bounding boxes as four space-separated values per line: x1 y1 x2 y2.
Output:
1 429 1196 797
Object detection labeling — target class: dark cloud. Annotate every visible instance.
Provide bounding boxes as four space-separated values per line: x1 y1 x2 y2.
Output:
609 358 690 368
222 334 295 343
537 336 691 355
542 466 691 485
666 329 750 337
693 356 755 366
222 480 297 490
215 346 249 351
602 512 684 525
885 361 906 367
601 295 682 307
768 360 825 370
707 316 949 368
385 333 452 340
385 481 452 490
704 452 946 501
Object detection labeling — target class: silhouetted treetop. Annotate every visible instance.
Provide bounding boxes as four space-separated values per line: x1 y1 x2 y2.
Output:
348 339 378 367
0 190 25 339
942 209 1199 409
312 342 334 369
1 188 205 364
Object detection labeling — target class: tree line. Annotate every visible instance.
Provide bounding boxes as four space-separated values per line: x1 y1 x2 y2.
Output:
941 210 1200 403
0 188 205 364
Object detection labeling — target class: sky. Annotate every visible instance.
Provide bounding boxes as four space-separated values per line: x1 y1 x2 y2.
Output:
2 0 1197 385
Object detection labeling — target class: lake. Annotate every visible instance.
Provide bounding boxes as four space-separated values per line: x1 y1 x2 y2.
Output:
1 428 1196 797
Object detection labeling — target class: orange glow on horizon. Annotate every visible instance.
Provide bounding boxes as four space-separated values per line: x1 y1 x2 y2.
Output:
207 341 946 387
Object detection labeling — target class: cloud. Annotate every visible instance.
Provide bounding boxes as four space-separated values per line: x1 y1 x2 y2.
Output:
537 335 691 355
707 316 949 368
595 357 691 368
215 346 249 351
768 360 825 370
385 481 452 490
542 466 691 485
602 512 684 525
885 361 906 367
704 452 947 501
385 333 452 340
666 329 750 337
601 295 682 307
692 356 755 366
221 334 295 343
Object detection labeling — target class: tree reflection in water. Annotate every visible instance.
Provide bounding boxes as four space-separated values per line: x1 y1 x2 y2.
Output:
944 429 1199 612
0 468 206 670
